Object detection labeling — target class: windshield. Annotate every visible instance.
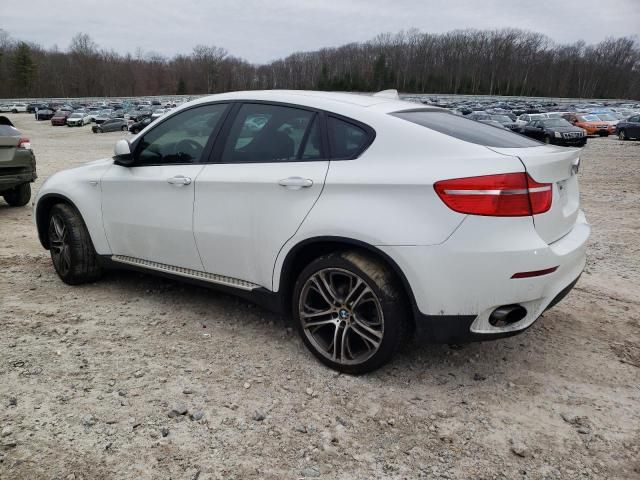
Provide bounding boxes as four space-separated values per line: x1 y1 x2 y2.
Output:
595 114 615 121
491 115 511 123
70 113 82 118
392 110 540 148
542 119 572 127
578 115 600 122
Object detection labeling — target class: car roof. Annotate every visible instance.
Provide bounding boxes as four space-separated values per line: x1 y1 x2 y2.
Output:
188 90 432 117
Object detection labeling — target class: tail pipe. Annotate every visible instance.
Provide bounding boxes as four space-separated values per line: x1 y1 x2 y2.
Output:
489 304 528 327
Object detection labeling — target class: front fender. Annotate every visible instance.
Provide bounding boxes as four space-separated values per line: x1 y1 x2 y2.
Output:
34 160 112 254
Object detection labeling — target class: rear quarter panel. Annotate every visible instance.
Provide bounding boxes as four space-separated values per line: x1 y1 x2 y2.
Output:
272 113 526 290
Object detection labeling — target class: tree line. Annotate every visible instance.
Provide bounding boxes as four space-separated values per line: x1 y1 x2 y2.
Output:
0 28 638 100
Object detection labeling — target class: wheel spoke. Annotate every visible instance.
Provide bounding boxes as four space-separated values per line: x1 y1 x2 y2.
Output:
62 246 71 271
310 275 337 308
330 323 341 361
350 316 382 349
344 277 364 306
303 318 336 329
350 285 373 310
340 324 350 362
301 308 334 320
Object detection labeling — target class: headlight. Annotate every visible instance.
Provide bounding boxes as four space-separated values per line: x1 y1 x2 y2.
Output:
554 131 562 138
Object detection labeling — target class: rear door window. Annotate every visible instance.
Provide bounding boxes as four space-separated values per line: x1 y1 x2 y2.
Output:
391 110 541 148
219 103 321 163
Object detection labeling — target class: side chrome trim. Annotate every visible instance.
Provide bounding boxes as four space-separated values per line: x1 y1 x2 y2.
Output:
111 255 260 291
443 186 551 196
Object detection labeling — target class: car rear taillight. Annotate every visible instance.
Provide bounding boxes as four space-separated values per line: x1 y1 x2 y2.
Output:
17 137 31 150
434 173 552 217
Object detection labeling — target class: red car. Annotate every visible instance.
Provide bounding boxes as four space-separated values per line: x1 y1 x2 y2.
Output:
51 111 72 126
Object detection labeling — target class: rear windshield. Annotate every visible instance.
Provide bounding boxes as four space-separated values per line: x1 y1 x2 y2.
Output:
392 110 540 148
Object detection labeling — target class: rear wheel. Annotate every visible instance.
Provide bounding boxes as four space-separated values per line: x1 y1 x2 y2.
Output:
48 203 102 285
3 183 31 207
292 251 408 374
121 125 128 131
544 135 551 144
618 130 628 141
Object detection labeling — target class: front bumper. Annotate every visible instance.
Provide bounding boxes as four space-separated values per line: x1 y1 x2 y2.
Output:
379 211 590 343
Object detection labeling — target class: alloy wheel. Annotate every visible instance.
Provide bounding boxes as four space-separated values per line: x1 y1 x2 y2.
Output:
49 214 71 276
298 268 384 366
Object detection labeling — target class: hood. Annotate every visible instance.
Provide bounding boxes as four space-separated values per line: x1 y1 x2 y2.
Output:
547 126 583 133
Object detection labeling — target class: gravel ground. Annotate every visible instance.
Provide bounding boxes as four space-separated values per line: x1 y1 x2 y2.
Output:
1 114 639 480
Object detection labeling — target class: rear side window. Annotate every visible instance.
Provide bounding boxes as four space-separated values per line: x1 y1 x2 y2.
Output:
391 111 540 148
327 117 371 159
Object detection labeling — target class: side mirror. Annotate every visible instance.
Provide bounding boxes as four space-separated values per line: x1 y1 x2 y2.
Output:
113 139 134 166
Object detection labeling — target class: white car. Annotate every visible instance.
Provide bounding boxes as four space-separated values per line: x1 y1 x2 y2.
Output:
33 90 589 373
1 103 27 113
66 112 91 127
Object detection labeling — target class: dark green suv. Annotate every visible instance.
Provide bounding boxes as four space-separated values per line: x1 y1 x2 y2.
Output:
0 116 36 207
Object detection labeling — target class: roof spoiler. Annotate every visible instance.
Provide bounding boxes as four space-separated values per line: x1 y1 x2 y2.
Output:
372 89 399 100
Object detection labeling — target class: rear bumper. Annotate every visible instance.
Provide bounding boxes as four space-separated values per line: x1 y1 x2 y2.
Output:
414 275 581 343
379 211 590 343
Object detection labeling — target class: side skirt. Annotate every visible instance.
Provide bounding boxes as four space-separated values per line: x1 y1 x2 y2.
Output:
98 255 286 315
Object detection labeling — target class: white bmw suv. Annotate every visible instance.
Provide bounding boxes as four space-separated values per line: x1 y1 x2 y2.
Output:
34 90 590 373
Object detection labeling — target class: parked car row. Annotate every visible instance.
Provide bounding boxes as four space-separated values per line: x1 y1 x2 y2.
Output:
443 98 640 146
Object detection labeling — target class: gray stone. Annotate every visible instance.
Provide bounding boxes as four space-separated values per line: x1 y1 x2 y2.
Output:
168 405 188 418
510 437 529 457
190 411 205 421
302 466 321 477
253 411 266 422
81 415 97 427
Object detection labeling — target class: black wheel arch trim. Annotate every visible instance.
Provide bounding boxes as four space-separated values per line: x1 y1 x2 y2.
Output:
35 193 84 249
277 235 420 319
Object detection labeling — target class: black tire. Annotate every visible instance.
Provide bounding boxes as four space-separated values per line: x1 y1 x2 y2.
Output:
292 250 408 374
130 128 139 134
618 130 627 141
544 135 551 144
3 183 31 207
121 125 128 131
11 109 17 114
47 203 102 285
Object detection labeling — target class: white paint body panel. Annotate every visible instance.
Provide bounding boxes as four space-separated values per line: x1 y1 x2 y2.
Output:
101 164 205 271
193 161 329 288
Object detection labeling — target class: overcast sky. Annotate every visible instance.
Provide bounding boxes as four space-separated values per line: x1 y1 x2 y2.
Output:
2 0 638 63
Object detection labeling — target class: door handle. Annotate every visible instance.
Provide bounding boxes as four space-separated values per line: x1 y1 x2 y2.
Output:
167 175 192 186
278 177 313 189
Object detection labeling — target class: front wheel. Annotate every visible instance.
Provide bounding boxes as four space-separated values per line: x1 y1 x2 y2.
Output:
121 125 128 131
618 130 628 141
3 183 31 206
544 135 551 144
48 203 102 285
292 251 408 374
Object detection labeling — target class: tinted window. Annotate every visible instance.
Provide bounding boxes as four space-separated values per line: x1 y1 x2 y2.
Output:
391 111 541 148
220 103 320 163
135 104 228 166
327 117 370 159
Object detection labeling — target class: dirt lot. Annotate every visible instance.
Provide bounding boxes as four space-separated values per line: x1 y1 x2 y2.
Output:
1 114 639 480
